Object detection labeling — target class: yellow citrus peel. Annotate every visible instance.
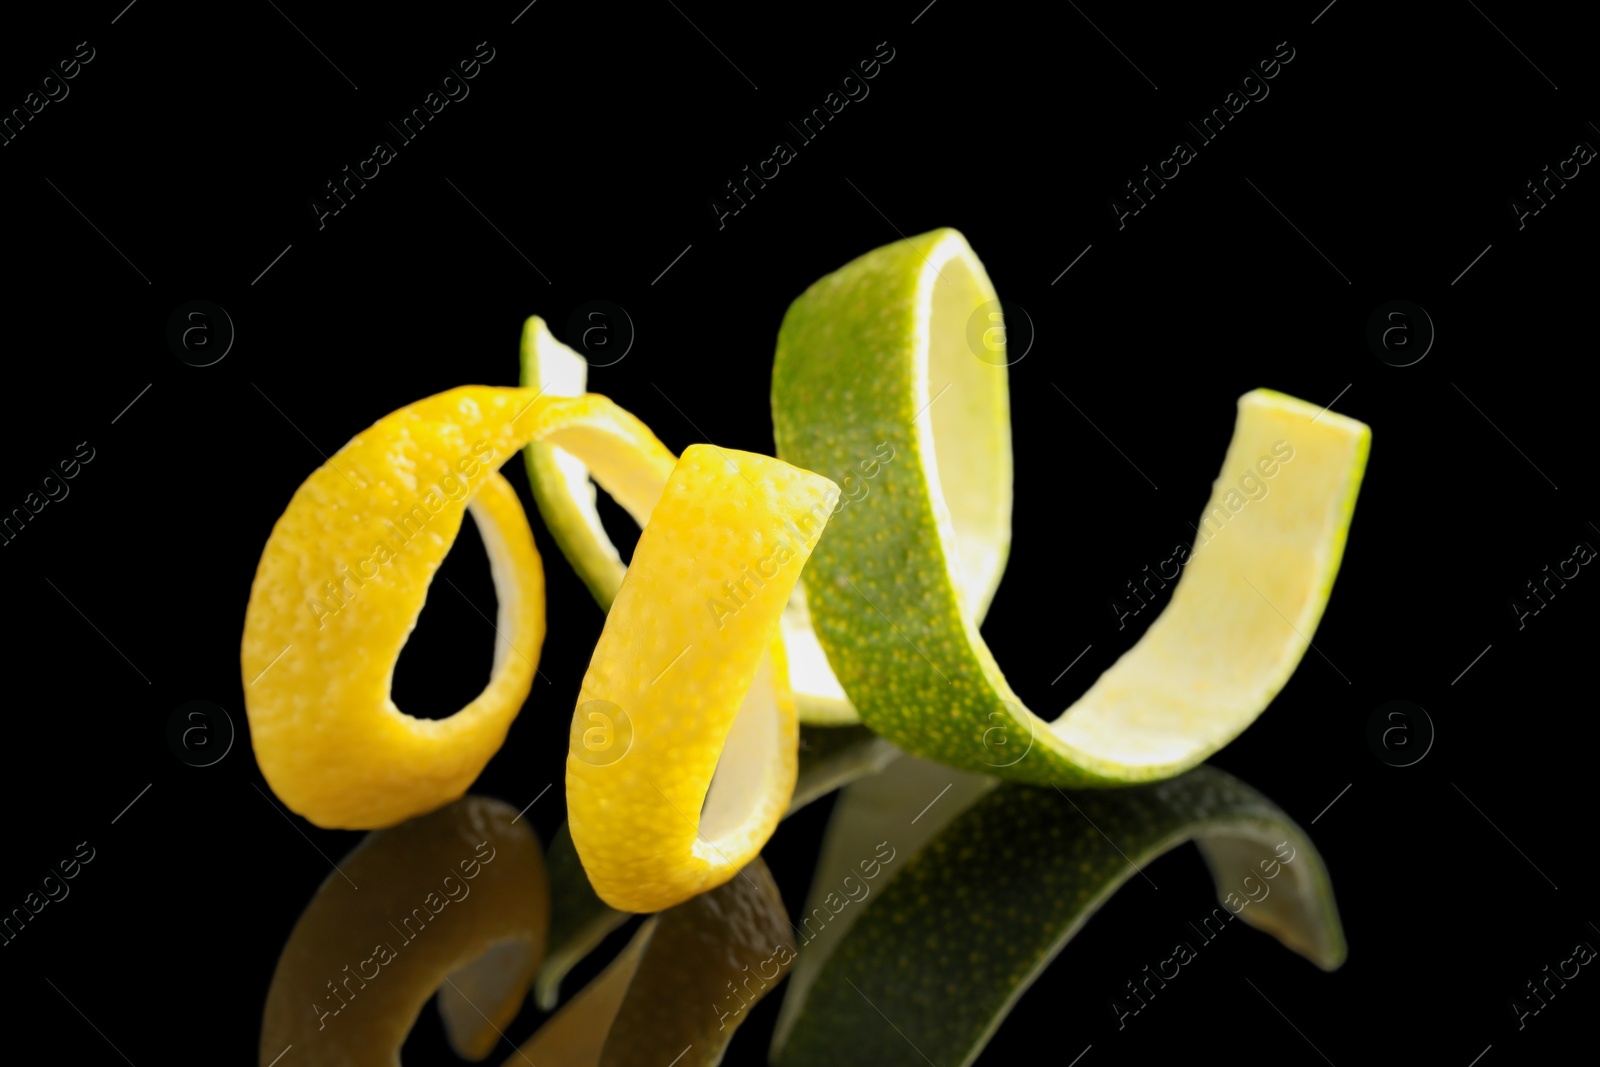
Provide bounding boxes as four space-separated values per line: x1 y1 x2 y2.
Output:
566 445 838 912
521 316 858 724
243 387 677 829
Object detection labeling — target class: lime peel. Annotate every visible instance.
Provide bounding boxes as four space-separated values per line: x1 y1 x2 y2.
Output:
772 229 1371 785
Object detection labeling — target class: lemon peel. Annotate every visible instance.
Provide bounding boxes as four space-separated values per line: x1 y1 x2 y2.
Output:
244 388 682 829
520 316 858 724
565 445 838 912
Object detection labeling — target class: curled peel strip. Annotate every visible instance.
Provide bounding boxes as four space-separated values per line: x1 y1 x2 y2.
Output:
566 444 838 912
242 384 840 910
521 317 860 725
772 229 1371 785
242 387 552 829
242 387 770 831
520 317 676 606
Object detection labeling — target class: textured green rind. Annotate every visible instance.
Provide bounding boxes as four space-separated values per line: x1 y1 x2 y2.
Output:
774 766 1345 1067
772 231 1368 785
773 229 1034 778
534 726 900 1009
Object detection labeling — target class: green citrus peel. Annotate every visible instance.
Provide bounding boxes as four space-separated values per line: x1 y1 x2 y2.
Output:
772 229 1370 784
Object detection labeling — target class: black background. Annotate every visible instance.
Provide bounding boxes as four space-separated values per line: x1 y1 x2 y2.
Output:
2 1 1596 1063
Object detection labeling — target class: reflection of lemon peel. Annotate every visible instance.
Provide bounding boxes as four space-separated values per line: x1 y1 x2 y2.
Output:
259 796 548 1066
521 315 859 725
773 230 1371 785
243 387 685 829
515 930 647 1066
536 725 898 1009
567 445 838 913
537 726 902 1011
507 858 794 1067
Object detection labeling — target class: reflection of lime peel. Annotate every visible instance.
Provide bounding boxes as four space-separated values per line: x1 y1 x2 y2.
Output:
521 315 860 725
773 229 1370 785
772 761 1346 1067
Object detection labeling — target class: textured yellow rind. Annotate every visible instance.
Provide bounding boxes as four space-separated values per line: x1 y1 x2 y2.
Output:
520 315 861 726
243 388 694 829
567 445 838 912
